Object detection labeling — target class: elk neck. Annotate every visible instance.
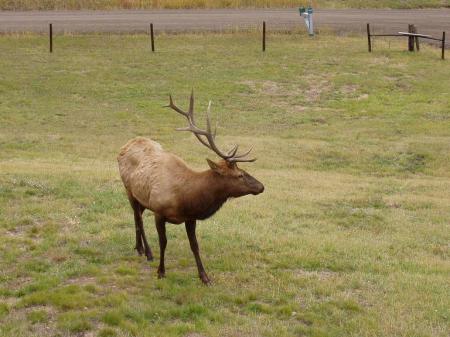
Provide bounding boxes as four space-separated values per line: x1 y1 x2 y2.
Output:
181 169 230 220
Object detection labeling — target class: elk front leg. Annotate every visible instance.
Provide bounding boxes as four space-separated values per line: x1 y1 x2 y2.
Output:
185 220 210 285
155 214 167 279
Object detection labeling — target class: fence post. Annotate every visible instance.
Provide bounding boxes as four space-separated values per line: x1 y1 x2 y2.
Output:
262 21 266 52
408 24 414 51
367 23 372 52
442 31 446 60
150 23 155 52
49 23 53 53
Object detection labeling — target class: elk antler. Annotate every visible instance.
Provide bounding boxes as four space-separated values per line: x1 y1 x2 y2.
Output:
165 91 256 163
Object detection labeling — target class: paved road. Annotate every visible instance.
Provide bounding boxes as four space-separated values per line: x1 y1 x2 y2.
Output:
1 9 449 38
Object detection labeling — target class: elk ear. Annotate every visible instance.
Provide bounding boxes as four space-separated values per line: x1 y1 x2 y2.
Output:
206 159 224 174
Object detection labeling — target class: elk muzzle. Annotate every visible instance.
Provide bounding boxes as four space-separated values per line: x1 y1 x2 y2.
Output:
253 181 265 195
245 175 264 195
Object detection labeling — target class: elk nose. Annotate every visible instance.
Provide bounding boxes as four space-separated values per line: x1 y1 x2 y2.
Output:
257 183 265 194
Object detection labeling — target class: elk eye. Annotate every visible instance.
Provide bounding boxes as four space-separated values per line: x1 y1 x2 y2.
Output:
238 173 244 178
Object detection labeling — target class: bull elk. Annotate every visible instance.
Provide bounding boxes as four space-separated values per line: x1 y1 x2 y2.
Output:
117 92 264 284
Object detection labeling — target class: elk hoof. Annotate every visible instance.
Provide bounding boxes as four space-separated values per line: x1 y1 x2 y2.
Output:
157 269 165 279
199 272 211 285
146 253 154 261
135 246 144 256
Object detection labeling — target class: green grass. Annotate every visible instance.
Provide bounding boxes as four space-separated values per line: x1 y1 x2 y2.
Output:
1 0 449 10
0 32 449 337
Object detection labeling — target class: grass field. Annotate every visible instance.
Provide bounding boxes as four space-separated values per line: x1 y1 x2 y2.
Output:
0 32 449 337
1 0 449 10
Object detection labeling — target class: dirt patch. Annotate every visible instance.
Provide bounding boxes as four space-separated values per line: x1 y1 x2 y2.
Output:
340 84 369 100
65 276 97 286
369 55 390 65
241 78 334 105
4 276 33 292
65 215 81 227
424 112 450 121
4 305 58 336
239 80 257 92
305 79 331 103
83 332 96 337
22 304 56 315
261 81 280 95
341 84 358 95
219 327 257 337
2 297 20 306
240 80 283 96
289 105 308 112
293 269 337 280
357 94 369 100
383 76 398 82
5 228 26 238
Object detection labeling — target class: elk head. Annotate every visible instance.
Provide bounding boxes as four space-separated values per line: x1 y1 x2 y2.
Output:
166 91 264 197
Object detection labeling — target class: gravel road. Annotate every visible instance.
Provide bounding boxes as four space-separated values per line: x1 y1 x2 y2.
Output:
1 9 449 38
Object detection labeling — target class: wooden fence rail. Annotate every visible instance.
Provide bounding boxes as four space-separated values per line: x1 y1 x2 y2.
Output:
366 23 446 60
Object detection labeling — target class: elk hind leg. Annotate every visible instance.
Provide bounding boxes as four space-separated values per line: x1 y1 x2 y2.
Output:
130 197 153 261
129 197 144 255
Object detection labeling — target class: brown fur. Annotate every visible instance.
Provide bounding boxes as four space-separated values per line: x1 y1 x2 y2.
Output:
117 136 264 284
